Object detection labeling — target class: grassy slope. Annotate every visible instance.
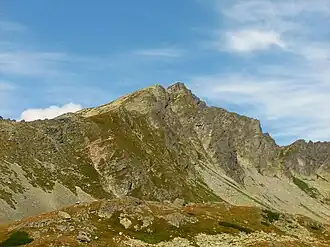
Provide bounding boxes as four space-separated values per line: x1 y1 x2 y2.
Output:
0 199 329 247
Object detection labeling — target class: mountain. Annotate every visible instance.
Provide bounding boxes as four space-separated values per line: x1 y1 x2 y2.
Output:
0 82 330 246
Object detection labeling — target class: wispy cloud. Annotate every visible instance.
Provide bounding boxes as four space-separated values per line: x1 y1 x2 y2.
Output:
0 52 71 77
0 19 110 118
0 81 17 117
193 0 330 144
134 48 183 57
211 0 330 53
191 72 330 139
0 20 27 32
20 103 82 121
0 18 185 119
220 0 330 29
224 29 286 52
0 81 16 91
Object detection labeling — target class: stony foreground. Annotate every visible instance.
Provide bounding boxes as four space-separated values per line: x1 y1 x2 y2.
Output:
1 197 329 246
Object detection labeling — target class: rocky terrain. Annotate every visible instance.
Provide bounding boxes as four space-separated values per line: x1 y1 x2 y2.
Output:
0 82 330 246
1 197 330 246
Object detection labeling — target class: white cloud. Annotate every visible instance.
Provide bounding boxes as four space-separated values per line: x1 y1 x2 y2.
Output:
134 48 182 57
20 103 82 121
0 23 112 79
222 1 329 21
190 69 330 142
193 0 330 144
210 0 330 53
225 29 285 52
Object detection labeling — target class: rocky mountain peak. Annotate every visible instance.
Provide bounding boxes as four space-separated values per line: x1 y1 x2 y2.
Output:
1 82 330 238
166 82 207 110
167 81 190 94
79 82 207 118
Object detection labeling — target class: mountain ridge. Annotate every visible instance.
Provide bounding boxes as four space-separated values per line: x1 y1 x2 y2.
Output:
0 82 330 227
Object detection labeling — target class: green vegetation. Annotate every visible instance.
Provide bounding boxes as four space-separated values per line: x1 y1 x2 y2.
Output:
262 209 280 223
293 177 319 198
310 224 322 231
92 198 272 245
0 189 16 209
218 221 254 233
0 231 33 246
133 232 171 244
261 221 270 226
322 197 330 205
1 197 328 246
131 219 175 244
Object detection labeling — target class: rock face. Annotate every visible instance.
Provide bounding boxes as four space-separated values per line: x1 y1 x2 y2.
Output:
0 82 330 224
57 211 71 220
77 231 91 243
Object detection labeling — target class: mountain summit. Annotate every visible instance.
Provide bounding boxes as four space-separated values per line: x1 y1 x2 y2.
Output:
0 83 330 246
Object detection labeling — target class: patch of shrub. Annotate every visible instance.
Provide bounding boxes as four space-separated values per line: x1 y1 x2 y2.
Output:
218 221 254 234
293 177 319 198
261 221 270 226
262 209 280 223
0 231 34 246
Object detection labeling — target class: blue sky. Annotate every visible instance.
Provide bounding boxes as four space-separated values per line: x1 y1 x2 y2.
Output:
0 0 329 145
